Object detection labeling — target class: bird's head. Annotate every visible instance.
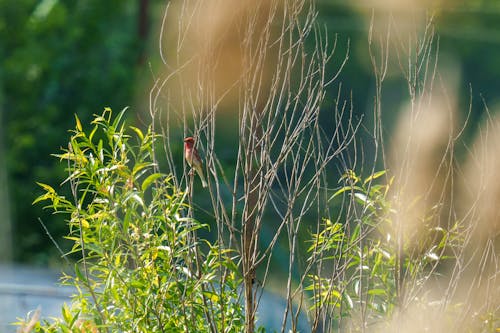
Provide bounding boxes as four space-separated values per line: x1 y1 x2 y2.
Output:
184 136 195 148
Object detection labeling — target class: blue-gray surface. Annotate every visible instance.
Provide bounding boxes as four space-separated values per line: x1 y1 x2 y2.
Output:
0 264 310 332
256 288 311 332
0 264 73 332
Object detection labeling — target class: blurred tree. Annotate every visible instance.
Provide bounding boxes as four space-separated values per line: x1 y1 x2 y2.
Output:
315 1 500 153
0 77 13 262
3 0 500 267
0 0 150 263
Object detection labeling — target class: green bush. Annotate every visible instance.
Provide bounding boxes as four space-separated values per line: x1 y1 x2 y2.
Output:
306 170 457 330
18 108 244 332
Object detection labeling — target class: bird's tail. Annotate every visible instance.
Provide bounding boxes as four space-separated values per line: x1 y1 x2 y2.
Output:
196 167 208 188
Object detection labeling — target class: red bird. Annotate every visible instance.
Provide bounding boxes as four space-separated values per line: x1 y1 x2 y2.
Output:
184 136 208 188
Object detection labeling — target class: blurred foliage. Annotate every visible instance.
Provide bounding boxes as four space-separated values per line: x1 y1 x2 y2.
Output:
316 1 500 136
307 169 497 332
2 0 500 268
308 171 413 325
0 0 148 263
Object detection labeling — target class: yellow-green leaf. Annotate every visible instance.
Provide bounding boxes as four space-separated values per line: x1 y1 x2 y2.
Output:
141 173 163 192
363 170 387 185
61 303 71 323
74 114 82 132
129 126 144 141
36 182 55 193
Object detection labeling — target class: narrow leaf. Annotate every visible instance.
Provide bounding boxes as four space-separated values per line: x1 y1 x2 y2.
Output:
141 173 163 192
74 114 82 132
363 170 387 185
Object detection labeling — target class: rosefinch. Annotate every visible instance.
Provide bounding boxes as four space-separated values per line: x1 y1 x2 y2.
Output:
184 136 208 188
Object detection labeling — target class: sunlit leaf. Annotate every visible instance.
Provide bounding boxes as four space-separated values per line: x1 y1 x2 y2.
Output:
129 126 144 141
363 170 386 185
367 289 386 296
354 192 368 203
74 114 82 132
329 185 363 201
61 303 71 324
140 174 163 193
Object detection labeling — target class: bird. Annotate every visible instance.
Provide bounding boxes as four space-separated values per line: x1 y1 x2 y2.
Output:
184 136 208 188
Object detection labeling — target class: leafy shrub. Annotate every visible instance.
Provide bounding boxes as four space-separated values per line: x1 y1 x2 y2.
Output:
306 170 458 330
18 108 243 332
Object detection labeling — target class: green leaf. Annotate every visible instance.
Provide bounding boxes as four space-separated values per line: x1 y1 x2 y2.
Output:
329 185 363 201
340 169 360 183
74 114 83 132
61 303 71 323
367 288 387 296
36 182 56 194
123 192 144 207
123 209 132 232
344 292 353 309
32 193 52 205
141 173 164 192
363 170 387 185
132 162 154 177
354 192 369 204
112 107 128 129
89 123 98 142
129 126 144 141
97 139 104 162
69 309 81 328
74 264 84 281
